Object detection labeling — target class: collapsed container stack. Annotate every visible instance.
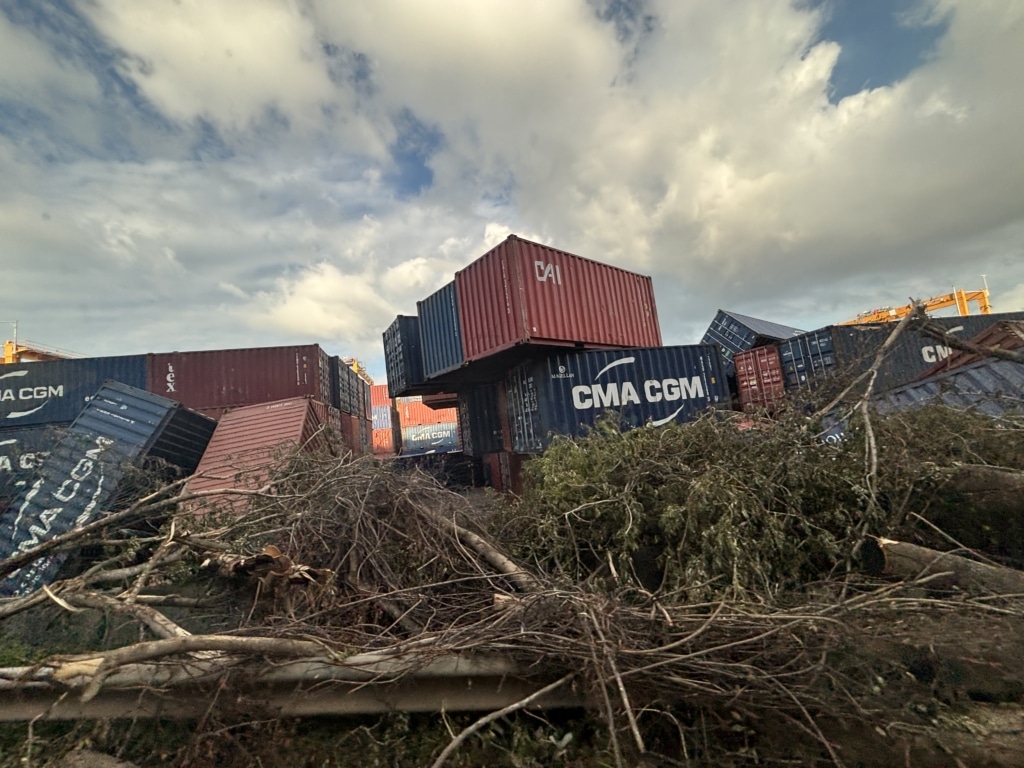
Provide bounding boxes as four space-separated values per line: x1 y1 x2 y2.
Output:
384 234 738 491
0 344 372 511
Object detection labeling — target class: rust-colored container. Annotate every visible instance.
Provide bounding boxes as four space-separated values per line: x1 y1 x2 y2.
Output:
734 346 786 412
456 235 662 361
148 345 332 413
371 384 392 408
394 399 459 428
372 427 395 456
339 412 362 454
185 397 332 516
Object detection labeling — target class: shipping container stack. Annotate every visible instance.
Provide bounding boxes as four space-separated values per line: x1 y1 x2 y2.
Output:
384 234 741 493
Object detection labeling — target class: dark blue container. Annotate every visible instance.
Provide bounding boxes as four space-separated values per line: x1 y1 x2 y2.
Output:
505 345 730 454
874 358 1024 419
779 311 1024 393
0 425 62 503
457 383 506 456
383 315 427 398
0 381 216 596
700 310 804 374
0 355 147 428
400 423 462 455
417 282 465 380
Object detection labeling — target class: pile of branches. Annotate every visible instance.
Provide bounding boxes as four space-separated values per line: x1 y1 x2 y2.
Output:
3 381 1024 765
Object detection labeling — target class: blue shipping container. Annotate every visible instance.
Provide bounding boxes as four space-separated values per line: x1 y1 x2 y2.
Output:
0 381 216 596
701 310 804 374
417 282 465 380
779 311 1024 392
372 405 392 431
457 383 506 457
0 425 62 502
400 422 461 455
0 355 147 428
383 315 427 398
505 345 730 453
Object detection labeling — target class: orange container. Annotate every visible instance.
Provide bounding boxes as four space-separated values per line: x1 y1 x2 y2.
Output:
372 428 395 456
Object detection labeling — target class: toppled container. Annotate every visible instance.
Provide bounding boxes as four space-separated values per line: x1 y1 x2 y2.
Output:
185 397 337 516
147 345 332 414
457 235 662 363
505 345 729 454
418 282 465 380
874 358 1024 419
0 355 147 428
0 425 62 505
917 320 1024 378
0 381 216 596
779 312 1024 393
734 346 786 412
700 310 804 374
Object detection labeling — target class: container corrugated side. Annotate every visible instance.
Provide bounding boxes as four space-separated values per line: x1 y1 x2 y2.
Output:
1 381 215 595
395 400 459 428
0 355 147 428
780 312 1024 393
400 422 461 454
505 345 729 454
372 427 395 456
371 384 391 408
0 425 62 503
383 316 427 398
457 383 506 457
148 345 332 412
874 358 1024 418
734 346 786 412
372 405 392 431
185 397 328 517
457 235 662 361
417 282 465 379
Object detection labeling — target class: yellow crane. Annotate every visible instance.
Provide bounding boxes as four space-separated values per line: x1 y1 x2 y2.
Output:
840 287 992 326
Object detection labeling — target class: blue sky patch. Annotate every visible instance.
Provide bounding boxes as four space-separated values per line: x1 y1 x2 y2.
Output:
807 0 951 103
386 109 443 198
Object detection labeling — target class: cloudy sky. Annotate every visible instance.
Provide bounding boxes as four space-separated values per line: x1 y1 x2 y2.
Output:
2 0 1022 382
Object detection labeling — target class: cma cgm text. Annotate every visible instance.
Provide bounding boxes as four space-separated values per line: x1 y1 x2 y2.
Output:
572 377 706 410
1 386 63 402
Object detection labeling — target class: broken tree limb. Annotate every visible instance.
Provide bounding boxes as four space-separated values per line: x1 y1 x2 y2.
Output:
861 537 1024 594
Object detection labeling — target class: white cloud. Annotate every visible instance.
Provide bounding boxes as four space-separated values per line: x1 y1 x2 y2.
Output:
2 0 1024 381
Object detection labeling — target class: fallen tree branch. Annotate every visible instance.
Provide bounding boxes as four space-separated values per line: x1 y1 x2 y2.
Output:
861 537 1024 594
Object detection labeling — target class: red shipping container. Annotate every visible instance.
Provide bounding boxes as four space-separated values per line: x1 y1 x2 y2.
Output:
371 384 392 408
372 427 395 456
482 451 527 495
339 412 363 454
148 345 332 413
456 235 662 361
735 346 786 412
185 397 334 515
395 400 459 428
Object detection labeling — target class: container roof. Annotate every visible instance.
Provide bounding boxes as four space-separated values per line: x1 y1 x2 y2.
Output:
185 397 325 513
718 310 806 341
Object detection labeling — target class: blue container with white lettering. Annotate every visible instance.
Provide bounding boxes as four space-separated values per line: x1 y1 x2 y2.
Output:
504 345 729 454
778 311 1024 393
0 381 215 596
0 425 62 503
0 355 147 428
399 422 462 455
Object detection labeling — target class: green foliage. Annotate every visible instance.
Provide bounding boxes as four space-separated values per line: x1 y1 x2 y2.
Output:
506 411 874 600
506 405 1024 601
